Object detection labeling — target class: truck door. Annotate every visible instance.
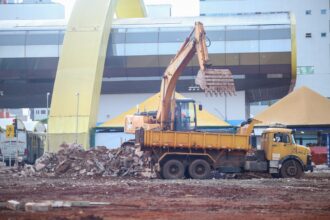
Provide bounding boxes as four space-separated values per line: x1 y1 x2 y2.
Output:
270 132 295 161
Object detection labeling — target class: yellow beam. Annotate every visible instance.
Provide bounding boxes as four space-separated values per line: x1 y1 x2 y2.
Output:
289 12 297 92
116 0 146 18
48 0 146 152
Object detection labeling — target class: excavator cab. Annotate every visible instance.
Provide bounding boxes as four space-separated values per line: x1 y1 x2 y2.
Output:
174 99 197 131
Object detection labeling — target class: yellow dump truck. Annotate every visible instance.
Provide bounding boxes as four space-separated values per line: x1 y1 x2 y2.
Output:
135 120 313 179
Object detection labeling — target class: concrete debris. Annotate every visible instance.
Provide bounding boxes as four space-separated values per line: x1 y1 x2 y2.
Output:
25 202 52 212
4 200 111 212
14 143 155 178
6 200 21 211
47 200 72 208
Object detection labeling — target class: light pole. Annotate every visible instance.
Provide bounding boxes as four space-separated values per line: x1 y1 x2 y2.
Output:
75 92 80 144
46 92 50 116
46 92 50 152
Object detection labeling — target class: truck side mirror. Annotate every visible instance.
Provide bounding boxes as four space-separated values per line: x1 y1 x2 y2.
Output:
198 104 203 111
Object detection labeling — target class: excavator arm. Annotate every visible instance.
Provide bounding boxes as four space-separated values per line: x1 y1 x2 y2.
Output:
124 22 235 134
157 22 235 130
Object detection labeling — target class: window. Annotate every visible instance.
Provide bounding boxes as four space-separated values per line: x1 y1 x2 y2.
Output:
41 110 46 114
305 33 312 38
273 133 290 144
297 66 314 75
321 9 327 14
321 32 327 37
305 10 312 15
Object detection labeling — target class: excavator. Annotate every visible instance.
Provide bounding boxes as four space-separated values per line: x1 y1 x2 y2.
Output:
124 22 235 135
122 22 313 179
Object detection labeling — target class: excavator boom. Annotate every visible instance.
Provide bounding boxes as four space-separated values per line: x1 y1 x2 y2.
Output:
157 22 236 129
124 22 236 134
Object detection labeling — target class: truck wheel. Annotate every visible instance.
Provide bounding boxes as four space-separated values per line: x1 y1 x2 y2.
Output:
162 159 185 179
280 160 303 178
188 159 211 179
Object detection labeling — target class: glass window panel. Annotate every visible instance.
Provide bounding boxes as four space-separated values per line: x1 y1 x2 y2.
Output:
26 45 59 57
0 31 26 46
106 56 126 68
126 27 158 33
205 26 225 41
259 24 290 30
159 42 182 55
26 30 59 45
260 28 290 40
125 43 157 56
226 40 259 53
259 39 291 52
111 28 126 33
226 30 258 41
59 31 65 45
159 27 191 43
126 56 158 68
226 25 259 31
126 32 158 43
109 32 126 44
208 41 225 54
0 46 25 58
108 44 125 56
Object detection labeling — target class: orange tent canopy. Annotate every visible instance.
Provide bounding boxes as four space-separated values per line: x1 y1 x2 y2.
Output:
255 86 330 126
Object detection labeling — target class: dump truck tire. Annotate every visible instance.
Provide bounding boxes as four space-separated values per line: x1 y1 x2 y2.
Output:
188 159 211 179
162 159 185 179
280 159 303 178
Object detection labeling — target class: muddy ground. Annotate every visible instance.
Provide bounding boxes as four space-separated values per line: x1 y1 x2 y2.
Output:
1 170 330 220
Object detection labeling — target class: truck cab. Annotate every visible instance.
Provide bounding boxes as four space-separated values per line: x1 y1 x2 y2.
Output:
261 128 313 178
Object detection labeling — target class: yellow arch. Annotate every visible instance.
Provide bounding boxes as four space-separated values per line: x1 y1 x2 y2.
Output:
48 0 146 152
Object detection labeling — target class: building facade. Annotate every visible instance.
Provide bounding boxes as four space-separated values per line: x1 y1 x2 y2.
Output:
0 13 295 125
200 0 330 115
0 0 64 20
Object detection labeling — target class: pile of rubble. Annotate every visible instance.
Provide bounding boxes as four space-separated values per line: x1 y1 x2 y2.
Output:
18 144 155 178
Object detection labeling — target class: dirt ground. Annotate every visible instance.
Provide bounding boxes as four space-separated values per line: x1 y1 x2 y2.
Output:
1 170 330 220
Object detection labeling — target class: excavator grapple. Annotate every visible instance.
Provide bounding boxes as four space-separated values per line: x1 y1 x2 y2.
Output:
195 68 236 96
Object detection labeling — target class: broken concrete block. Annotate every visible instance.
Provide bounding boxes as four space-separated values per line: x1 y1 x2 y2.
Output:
71 201 90 207
6 200 21 210
48 200 72 208
90 202 111 206
55 160 71 174
35 163 45 171
25 202 52 212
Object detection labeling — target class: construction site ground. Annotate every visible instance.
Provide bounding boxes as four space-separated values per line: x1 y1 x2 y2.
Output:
1 170 330 220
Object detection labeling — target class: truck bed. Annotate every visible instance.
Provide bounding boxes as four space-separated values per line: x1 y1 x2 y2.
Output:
139 130 251 151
